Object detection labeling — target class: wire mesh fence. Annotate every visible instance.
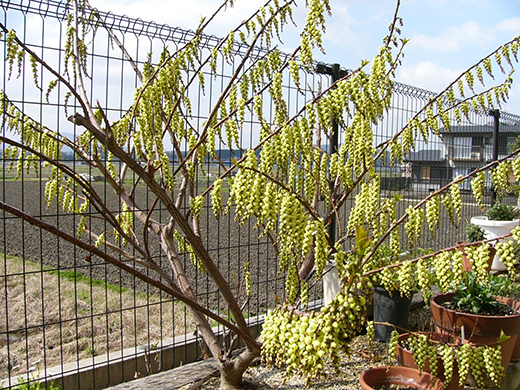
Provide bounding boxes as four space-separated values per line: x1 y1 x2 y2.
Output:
0 1 519 389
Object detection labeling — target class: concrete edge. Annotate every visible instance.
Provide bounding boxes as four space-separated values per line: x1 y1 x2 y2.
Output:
1 313 267 390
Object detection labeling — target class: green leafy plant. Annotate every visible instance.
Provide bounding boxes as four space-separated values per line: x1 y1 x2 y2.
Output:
452 272 517 315
465 222 486 242
485 202 519 221
14 382 61 390
12 370 61 390
386 271 518 387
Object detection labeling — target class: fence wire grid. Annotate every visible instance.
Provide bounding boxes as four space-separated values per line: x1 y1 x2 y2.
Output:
0 1 520 390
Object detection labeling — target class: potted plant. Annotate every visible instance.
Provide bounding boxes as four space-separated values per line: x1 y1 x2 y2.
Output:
324 229 419 343
359 366 444 390
392 329 509 389
456 222 496 273
366 242 425 343
430 272 520 383
471 202 519 271
395 331 462 390
368 270 520 389
371 270 415 343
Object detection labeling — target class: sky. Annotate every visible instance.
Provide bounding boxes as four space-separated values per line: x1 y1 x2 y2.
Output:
85 0 520 116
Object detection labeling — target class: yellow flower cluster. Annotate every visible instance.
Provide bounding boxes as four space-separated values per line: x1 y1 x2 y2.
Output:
438 343 455 385
404 205 424 251
442 193 457 226
397 260 414 298
390 333 504 388
466 243 492 282
495 240 516 275
491 161 512 196
471 171 486 210
190 195 204 221
426 195 440 238
262 291 366 382
434 251 452 293
450 177 463 224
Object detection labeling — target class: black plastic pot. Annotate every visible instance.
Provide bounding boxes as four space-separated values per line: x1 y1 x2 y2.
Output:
373 286 413 342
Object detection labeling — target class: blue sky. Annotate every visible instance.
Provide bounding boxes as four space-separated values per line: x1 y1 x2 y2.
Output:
88 0 520 115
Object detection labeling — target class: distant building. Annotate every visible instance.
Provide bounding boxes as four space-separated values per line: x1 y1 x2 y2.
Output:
402 123 520 191
403 149 449 192
439 123 520 188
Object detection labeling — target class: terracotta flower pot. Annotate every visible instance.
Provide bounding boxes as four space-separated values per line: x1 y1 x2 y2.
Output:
456 241 496 273
397 332 462 390
360 366 444 390
470 216 519 271
500 296 520 362
430 292 520 369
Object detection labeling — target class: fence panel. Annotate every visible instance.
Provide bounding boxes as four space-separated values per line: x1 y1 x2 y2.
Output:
0 1 519 389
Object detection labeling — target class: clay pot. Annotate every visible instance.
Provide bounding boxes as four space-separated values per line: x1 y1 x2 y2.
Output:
360 366 444 390
430 292 520 369
456 241 496 273
470 216 519 271
500 296 520 362
396 332 462 390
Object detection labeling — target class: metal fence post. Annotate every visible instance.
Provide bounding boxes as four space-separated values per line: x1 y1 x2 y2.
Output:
489 109 501 205
315 62 347 243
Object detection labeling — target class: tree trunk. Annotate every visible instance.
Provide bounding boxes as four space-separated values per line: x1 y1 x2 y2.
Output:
218 347 259 390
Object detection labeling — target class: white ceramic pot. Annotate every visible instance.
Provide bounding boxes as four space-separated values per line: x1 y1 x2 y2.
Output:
322 261 340 305
322 252 409 306
470 216 519 271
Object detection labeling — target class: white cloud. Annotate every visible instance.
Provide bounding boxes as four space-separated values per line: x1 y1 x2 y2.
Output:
90 0 267 36
503 83 520 115
497 17 520 34
397 61 520 115
397 61 462 93
321 1 396 60
409 21 493 52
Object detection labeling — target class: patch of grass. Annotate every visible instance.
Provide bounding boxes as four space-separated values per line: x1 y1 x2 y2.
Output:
0 253 196 379
10 377 61 390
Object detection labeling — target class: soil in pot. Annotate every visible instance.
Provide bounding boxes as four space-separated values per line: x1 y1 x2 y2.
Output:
441 299 517 316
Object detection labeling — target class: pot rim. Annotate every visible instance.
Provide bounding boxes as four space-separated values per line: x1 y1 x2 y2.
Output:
360 366 444 389
470 216 520 227
431 292 520 320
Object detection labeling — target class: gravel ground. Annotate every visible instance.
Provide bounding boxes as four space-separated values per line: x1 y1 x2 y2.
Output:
179 307 432 389
185 335 392 390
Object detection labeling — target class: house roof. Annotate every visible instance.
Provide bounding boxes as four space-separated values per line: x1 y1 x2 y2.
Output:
439 123 520 136
403 149 445 162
